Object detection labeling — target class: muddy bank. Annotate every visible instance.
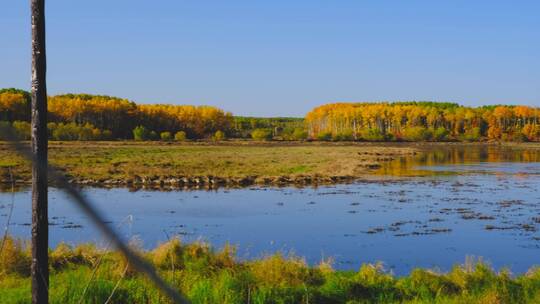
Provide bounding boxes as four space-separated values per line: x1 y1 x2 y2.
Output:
3 158 540 275
4 173 380 191
0 143 418 189
2 141 539 190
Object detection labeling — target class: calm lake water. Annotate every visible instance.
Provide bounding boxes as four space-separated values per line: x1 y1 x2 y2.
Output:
1 145 540 275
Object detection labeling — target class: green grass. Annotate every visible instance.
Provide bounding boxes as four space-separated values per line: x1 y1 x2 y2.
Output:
1 237 540 303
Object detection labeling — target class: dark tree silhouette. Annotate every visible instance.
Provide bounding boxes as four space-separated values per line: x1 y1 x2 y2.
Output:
30 0 48 303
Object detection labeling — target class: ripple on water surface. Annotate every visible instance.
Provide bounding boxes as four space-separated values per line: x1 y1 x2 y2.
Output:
1 145 539 275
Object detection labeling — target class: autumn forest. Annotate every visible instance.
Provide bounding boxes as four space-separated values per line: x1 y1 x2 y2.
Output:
1 88 539 142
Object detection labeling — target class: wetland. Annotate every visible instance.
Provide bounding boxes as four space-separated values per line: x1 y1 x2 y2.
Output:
1 143 539 275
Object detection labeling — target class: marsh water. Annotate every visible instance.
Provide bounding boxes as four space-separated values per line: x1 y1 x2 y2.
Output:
1 145 540 275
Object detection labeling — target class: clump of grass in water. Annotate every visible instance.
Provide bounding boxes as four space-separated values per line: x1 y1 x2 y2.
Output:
1 237 540 303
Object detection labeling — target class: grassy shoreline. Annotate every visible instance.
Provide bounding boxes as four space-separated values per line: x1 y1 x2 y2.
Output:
1 141 539 189
1 237 540 303
1 141 419 188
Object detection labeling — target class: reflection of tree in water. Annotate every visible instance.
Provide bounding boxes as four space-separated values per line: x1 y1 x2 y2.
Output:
376 145 540 176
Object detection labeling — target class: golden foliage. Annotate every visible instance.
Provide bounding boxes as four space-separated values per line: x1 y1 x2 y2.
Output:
0 236 31 276
0 91 233 139
249 253 311 287
306 102 540 141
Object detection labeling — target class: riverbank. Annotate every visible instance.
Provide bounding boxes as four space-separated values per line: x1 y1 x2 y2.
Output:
1 141 538 189
1 141 417 188
1 237 539 304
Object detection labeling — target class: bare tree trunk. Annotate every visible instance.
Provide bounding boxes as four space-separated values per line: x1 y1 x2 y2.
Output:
31 0 48 303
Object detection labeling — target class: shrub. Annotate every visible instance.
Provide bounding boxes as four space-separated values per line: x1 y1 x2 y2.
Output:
149 131 158 140
433 127 449 141
522 124 539 141
462 127 481 142
332 130 354 141
213 130 226 141
0 121 14 140
160 131 172 141
48 122 104 141
487 126 502 140
398 269 460 299
353 263 396 299
101 130 113 140
213 243 237 269
251 129 273 141
360 128 385 141
385 132 396 141
316 132 332 141
52 123 80 141
292 128 308 141
174 131 187 141
133 125 150 141
78 123 98 141
250 254 312 287
151 238 184 270
278 127 294 140
12 121 31 140
402 127 433 141
447 259 497 292
91 128 102 140
46 122 57 138
0 236 30 275
50 242 86 269
511 132 528 142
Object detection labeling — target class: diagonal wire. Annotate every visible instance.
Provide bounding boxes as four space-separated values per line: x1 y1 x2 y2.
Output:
0 168 16 260
77 215 134 304
1 129 189 304
104 262 130 304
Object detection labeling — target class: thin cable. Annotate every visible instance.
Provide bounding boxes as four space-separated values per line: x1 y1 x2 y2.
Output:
2 130 189 304
0 168 16 260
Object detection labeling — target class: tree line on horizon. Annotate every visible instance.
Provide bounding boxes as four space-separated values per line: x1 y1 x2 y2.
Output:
1 88 539 142
306 102 540 142
0 88 233 141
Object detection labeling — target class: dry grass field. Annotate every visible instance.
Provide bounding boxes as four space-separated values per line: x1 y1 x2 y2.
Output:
1 140 538 187
0 141 417 186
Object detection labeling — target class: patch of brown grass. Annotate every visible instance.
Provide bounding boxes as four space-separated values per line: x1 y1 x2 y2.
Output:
0 236 30 276
0 141 417 184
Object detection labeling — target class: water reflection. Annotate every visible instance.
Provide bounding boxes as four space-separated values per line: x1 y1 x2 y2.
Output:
377 144 540 176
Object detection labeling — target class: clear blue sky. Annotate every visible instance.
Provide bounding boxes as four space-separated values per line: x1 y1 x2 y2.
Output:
1 1 539 116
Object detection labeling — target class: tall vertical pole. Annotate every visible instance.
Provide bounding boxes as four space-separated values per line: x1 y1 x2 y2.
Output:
30 0 48 303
